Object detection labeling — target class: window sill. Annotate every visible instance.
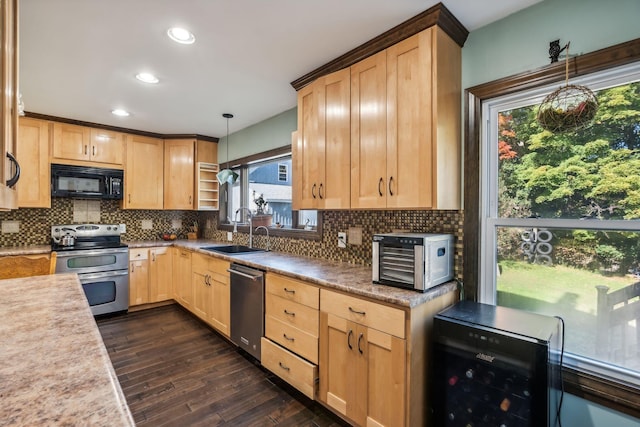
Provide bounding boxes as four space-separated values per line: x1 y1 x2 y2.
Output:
218 223 322 241
563 366 640 418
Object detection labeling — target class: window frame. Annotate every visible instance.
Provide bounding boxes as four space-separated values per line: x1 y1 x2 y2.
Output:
217 146 322 241
465 37 640 418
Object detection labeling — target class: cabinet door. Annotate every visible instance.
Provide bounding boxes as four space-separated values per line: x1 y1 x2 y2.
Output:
319 312 358 421
386 30 433 209
0 0 18 210
209 258 230 336
172 249 192 308
318 68 351 209
191 270 210 321
90 128 124 165
363 327 406 427
295 82 320 209
17 117 50 208
123 135 163 209
164 139 195 209
350 50 387 209
149 247 172 302
129 258 149 306
52 122 91 162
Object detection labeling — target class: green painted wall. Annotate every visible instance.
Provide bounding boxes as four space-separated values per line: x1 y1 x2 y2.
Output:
218 108 296 163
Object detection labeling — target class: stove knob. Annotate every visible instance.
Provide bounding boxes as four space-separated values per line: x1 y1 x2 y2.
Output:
113 225 118 231
54 227 60 232
107 226 112 230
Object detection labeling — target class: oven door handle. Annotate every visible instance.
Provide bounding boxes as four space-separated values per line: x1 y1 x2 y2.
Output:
78 270 129 281
56 248 129 258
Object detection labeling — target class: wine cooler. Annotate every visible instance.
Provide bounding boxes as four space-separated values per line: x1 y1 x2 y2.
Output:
430 301 562 427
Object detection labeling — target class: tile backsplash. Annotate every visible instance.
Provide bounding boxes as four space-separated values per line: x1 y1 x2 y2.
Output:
0 201 463 281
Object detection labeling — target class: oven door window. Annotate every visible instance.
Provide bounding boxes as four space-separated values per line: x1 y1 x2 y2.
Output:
82 280 117 306
65 254 118 269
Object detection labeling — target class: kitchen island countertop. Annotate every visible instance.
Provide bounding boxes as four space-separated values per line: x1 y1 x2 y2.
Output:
0 273 135 426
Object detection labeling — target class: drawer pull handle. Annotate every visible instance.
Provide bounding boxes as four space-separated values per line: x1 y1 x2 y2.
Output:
283 333 295 342
347 329 353 350
358 333 364 354
284 309 296 317
283 288 296 294
278 362 290 371
348 307 366 316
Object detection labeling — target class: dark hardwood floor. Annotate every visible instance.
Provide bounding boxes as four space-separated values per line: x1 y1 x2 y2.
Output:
97 304 350 427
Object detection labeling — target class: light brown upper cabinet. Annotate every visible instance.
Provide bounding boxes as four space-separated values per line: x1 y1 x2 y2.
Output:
0 0 19 210
164 138 217 210
164 139 195 210
352 27 461 210
122 135 164 209
52 123 124 167
294 68 351 210
16 117 50 208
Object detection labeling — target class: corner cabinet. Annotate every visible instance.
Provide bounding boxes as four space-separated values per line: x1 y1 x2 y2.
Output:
319 286 458 427
172 248 192 309
293 67 351 210
122 135 164 209
0 0 19 210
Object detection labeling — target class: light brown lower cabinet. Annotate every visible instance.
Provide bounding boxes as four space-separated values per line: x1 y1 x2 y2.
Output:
319 287 458 427
172 248 192 309
191 252 230 337
129 247 172 306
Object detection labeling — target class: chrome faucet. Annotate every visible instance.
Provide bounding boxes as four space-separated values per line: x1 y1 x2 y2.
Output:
254 226 270 251
235 207 253 247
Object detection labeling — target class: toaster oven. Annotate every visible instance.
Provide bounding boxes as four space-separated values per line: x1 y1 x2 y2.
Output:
372 233 453 292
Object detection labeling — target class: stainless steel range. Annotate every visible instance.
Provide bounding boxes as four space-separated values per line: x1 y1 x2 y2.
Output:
52 224 129 316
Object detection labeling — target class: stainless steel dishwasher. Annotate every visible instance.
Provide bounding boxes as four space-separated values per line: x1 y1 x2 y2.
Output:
229 263 265 361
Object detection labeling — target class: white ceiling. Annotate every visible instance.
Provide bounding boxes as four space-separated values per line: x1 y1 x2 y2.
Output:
19 0 541 139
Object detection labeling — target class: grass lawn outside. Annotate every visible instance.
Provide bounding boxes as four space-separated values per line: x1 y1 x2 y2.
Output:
496 260 640 372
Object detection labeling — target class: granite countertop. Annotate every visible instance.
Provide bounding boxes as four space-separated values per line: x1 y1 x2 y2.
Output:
164 240 458 308
0 273 135 426
0 240 459 308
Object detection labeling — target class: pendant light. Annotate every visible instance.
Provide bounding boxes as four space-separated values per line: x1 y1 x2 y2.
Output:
217 113 239 185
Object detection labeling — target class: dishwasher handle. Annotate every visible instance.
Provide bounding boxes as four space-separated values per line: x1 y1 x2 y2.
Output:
227 267 262 281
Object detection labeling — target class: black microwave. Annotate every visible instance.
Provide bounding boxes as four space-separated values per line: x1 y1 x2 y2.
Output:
51 163 123 199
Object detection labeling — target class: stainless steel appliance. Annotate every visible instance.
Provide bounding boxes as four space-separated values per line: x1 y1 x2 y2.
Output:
430 301 562 426
372 233 454 291
51 163 123 199
229 263 265 361
53 224 129 316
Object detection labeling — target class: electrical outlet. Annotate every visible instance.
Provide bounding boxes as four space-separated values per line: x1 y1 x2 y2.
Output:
171 219 182 229
338 232 347 248
227 231 233 241
348 227 362 245
1 221 20 233
141 219 153 230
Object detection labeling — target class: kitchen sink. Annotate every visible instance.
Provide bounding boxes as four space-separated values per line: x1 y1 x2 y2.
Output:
200 245 265 255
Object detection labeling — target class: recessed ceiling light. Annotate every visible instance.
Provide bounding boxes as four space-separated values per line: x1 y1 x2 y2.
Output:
111 109 130 117
167 27 195 44
135 72 159 84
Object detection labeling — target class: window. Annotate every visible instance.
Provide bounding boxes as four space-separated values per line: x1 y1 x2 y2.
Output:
278 163 288 182
481 63 640 386
219 149 320 238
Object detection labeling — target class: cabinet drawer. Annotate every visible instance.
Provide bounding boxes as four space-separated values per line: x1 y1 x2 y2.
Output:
266 315 318 364
261 337 317 400
129 248 148 261
320 289 405 339
266 273 319 309
209 257 230 275
266 293 318 336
